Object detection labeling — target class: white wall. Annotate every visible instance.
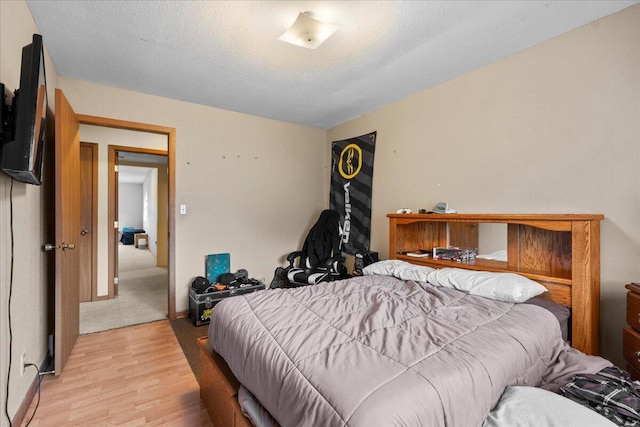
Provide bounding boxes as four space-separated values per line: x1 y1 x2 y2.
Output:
143 168 159 257
0 1 59 424
119 183 143 230
327 4 640 367
60 77 328 314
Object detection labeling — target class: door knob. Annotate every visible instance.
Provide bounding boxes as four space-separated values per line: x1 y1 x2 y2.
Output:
81 229 89 235
62 242 75 250
43 244 58 251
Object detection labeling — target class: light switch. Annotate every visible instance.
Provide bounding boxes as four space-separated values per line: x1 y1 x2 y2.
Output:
180 204 187 215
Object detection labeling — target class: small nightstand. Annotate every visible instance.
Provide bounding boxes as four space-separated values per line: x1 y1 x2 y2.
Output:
623 283 640 380
134 233 148 248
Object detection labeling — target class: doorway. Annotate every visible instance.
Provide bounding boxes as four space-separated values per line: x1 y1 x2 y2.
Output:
77 115 176 320
79 148 169 334
52 91 176 375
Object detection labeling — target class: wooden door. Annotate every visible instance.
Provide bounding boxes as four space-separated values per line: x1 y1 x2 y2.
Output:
79 143 97 302
54 89 81 375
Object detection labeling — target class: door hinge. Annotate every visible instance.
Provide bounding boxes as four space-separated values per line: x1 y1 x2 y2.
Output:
114 165 119 172
114 221 119 229
114 277 119 285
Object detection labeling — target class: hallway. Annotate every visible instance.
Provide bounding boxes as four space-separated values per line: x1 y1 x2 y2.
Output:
79 244 168 334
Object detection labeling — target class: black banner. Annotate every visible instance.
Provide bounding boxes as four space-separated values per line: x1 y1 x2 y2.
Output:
330 131 376 255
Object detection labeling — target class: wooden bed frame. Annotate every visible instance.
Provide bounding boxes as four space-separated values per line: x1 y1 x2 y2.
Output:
197 336 253 427
197 213 604 426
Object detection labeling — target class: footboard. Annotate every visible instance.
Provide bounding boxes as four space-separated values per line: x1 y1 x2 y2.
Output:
197 337 252 427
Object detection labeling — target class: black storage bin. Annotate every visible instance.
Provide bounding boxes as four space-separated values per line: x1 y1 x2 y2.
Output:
189 282 265 326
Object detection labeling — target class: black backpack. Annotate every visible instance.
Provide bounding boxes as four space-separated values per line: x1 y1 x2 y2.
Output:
300 209 342 269
191 276 211 294
270 267 287 289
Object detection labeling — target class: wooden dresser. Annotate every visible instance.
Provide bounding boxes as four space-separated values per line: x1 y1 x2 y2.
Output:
623 283 640 380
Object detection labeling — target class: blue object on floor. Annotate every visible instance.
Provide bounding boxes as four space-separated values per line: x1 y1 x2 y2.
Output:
120 228 145 245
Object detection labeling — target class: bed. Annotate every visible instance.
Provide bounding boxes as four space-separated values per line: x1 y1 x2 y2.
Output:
198 213 616 426
119 227 145 245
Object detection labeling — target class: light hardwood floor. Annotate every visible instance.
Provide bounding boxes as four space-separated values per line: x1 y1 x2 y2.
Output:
22 320 213 426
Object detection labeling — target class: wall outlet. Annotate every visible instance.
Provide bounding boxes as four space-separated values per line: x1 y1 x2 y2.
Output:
20 352 26 376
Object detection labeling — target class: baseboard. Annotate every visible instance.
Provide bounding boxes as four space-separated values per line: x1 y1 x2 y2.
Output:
175 309 189 319
11 353 51 426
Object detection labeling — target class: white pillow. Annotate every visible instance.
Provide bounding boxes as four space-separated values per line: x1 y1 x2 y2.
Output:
426 268 547 303
483 386 616 427
394 264 435 282
362 260 409 276
362 260 435 281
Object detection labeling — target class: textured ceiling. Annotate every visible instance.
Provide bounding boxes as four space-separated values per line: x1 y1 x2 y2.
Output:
118 152 167 183
118 165 153 184
26 1 638 129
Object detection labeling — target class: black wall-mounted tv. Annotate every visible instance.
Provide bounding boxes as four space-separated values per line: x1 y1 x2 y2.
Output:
0 83 10 142
1 34 48 185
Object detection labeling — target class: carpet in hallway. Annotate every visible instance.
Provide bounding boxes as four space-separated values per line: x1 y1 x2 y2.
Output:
80 245 168 334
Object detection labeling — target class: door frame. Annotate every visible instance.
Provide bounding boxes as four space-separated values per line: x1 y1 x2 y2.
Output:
76 114 177 319
115 155 169 268
109 146 168 298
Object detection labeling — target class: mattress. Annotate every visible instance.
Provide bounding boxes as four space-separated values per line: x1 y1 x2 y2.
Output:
209 275 609 427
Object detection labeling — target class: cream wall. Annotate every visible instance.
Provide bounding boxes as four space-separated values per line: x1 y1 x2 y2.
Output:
3 1 637 422
0 1 59 425
327 4 640 366
60 77 328 313
80 125 166 297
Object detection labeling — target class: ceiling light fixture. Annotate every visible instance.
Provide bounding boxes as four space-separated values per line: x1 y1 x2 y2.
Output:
279 12 338 50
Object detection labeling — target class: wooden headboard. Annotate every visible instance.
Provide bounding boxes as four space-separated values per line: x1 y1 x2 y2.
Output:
387 213 604 355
